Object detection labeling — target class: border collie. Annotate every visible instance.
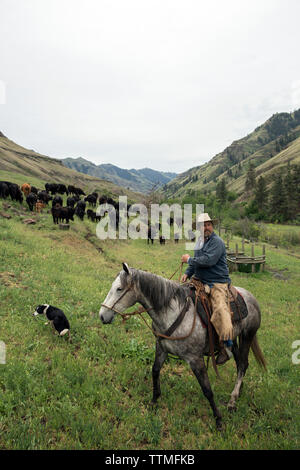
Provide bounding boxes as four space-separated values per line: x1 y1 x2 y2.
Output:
33 304 70 339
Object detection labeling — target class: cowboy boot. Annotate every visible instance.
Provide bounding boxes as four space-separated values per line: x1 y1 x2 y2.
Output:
216 340 233 365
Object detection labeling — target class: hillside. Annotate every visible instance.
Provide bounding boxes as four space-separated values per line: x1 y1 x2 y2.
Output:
62 157 177 193
163 109 300 199
0 133 141 202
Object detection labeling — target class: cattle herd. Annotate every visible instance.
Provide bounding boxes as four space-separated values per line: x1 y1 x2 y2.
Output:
0 180 181 244
0 180 120 224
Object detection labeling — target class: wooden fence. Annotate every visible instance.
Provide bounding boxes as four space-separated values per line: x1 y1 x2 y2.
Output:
226 238 266 273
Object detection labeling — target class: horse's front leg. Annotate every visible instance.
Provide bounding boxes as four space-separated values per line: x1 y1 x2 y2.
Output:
189 356 222 430
152 340 168 403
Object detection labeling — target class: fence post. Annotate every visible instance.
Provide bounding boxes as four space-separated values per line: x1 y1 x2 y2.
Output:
251 244 255 273
262 245 265 271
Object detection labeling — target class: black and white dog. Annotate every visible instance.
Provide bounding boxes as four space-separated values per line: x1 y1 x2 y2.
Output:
33 304 71 340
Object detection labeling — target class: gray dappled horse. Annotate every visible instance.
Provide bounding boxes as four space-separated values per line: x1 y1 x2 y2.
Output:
99 263 266 430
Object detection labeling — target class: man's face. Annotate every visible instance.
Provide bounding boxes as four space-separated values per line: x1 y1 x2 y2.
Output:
203 221 214 238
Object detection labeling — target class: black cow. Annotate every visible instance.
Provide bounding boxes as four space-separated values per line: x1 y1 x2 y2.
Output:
46 183 68 195
2 182 23 203
0 182 9 199
75 187 85 197
87 209 96 221
51 204 75 224
84 194 97 207
38 191 52 204
99 196 107 205
59 206 75 223
147 226 157 245
75 200 86 221
67 196 79 208
107 197 118 209
67 185 76 195
52 195 63 207
45 183 58 195
57 184 68 195
159 235 166 245
87 209 101 222
26 192 38 211
51 204 61 224
68 185 85 197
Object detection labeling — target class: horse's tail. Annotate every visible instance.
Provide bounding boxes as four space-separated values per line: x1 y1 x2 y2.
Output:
251 334 267 371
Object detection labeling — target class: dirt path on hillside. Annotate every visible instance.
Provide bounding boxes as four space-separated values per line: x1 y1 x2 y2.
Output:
84 227 104 254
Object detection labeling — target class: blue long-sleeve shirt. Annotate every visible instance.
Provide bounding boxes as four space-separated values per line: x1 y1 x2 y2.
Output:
185 232 230 288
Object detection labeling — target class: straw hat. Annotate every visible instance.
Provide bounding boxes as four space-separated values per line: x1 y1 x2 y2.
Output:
197 213 218 225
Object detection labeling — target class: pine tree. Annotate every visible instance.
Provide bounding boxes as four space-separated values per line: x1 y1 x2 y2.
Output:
254 176 268 211
216 179 227 204
268 174 287 221
283 162 296 220
244 162 256 192
291 164 300 214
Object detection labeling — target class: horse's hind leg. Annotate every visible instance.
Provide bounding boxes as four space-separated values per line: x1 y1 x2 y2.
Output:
189 357 222 430
152 341 168 403
228 333 253 411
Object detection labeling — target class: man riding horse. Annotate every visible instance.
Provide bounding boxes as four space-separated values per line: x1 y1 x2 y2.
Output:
181 213 233 365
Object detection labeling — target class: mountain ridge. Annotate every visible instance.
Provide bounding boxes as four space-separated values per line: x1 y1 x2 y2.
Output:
163 108 300 199
0 133 141 201
62 157 177 193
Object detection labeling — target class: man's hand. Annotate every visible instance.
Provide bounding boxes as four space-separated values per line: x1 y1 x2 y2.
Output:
181 274 188 283
181 254 190 264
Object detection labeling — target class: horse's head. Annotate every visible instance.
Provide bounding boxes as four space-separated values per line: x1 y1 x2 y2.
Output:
99 262 137 324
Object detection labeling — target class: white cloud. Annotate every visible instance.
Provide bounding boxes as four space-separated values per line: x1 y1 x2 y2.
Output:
0 81 6 105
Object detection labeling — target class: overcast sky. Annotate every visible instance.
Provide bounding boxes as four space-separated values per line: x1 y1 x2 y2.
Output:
1 0 300 173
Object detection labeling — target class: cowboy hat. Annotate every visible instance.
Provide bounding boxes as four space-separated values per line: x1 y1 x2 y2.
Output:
197 213 218 225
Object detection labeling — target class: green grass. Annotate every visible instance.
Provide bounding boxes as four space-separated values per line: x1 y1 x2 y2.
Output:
260 223 300 249
0 199 299 450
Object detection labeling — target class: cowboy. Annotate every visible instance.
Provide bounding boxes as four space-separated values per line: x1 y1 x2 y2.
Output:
181 213 233 365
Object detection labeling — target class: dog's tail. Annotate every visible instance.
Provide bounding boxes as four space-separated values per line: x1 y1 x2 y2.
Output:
60 329 69 336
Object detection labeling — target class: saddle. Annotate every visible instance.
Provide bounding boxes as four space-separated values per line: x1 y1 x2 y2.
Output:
188 279 248 329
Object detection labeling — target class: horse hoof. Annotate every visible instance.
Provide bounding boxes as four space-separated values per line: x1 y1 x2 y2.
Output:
227 402 237 412
216 418 223 431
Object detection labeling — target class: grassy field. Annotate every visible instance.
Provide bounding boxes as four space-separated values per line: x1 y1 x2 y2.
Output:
259 223 300 249
0 198 299 450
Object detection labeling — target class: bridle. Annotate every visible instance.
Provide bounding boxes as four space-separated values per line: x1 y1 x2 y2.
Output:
101 282 135 319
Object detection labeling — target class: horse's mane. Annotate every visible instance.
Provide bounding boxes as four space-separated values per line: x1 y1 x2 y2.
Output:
120 268 189 311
